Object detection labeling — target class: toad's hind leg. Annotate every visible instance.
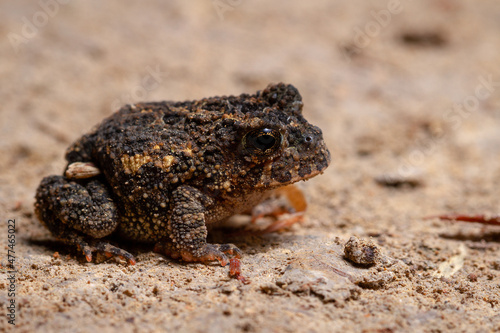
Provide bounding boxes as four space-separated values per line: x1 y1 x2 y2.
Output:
35 175 135 264
154 185 242 266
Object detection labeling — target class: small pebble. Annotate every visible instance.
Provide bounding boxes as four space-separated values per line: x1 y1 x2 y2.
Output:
344 236 381 266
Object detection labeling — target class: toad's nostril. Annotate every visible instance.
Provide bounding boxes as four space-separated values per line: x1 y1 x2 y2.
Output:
304 135 313 143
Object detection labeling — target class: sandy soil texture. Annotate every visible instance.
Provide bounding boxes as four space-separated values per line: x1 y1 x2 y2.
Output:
1 1 499 332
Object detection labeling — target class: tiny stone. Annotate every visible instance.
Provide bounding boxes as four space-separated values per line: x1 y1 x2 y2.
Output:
344 236 381 266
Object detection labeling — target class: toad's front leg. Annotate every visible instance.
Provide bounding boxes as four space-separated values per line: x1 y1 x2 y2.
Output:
154 185 241 266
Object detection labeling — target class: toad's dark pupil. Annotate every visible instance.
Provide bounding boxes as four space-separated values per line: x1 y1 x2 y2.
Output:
255 135 275 149
246 128 280 153
248 129 277 151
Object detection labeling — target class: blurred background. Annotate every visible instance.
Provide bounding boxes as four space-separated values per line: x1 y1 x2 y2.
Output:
1 1 499 332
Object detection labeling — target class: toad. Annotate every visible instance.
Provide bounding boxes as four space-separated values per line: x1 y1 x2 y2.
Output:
35 83 330 266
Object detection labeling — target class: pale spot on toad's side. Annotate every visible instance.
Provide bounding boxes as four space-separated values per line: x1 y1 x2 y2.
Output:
121 153 153 174
161 155 175 170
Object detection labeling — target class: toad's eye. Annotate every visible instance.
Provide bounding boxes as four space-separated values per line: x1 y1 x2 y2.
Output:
244 128 281 154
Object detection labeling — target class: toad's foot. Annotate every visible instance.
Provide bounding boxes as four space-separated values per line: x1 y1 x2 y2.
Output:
154 242 241 266
67 233 136 265
250 184 307 233
258 212 305 234
88 240 136 265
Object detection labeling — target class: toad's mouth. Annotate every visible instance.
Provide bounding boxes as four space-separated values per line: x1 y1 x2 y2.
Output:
266 165 325 188
256 148 331 188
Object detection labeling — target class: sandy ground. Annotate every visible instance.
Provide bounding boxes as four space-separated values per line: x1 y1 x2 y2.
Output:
1 0 500 332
